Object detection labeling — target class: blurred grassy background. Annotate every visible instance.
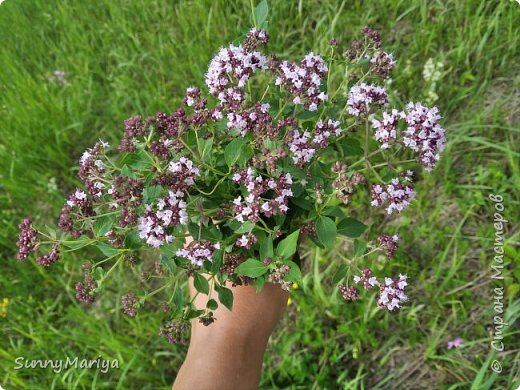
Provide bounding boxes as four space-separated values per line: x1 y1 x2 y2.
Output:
1 0 519 388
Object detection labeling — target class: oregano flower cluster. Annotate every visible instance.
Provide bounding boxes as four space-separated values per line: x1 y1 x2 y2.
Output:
15 26 446 341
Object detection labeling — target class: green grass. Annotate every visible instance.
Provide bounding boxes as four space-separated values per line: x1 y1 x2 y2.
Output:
1 0 519 388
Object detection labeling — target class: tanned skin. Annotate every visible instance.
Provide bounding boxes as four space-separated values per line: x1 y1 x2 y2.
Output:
173 278 288 390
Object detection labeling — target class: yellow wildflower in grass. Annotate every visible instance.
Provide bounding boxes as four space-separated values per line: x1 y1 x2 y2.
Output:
287 284 299 306
0 298 9 317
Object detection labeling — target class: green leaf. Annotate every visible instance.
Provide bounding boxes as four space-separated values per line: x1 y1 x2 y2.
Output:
262 138 278 152
322 206 346 219
290 196 313 211
237 145 253 168
93 214 115 237
224 138 247 167
381 170 395 182
275 229 300 259
333 264 348 284
44 225 57 240
95 242 120 257
124 231 143 250
354 239 367 258
206 299 218 310
143 185 163 204
194 273 210 295
234 221 255 234
186 308 205 320
94 266 105 280
160 254 175 274
284 260 302 282
62 237 93 250
316 216 337 250
296 109 320 120
236 258 269 277
188 222 223 241
310 161 326 178
359 57 370 67
254 0 269 28
120 149 153 170
120 164 137 179
337 217 367 238
254 276 265 293
210 249 223 273
284 166 307 180
274 213 286 226
259 234 274 260
160 243 178 260
342 138 364 156
201 137 214 164
173 287 184 308
291 183 305 197
216 285 233 311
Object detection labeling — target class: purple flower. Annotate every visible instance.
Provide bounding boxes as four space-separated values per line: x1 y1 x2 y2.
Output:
226 102 272 137
273 52 328 111
288 130 316 166
154 157 200 193
268 265 292 290
75 275 97 305
16 218 39 260
205 44 268 99
403 102 446 171
36 243 60 267
447 338 463 349
347 83 388 116
371 171 416 214
353 268 378 290
138 190 188 248
217 87 245 111
369 51 396 79
119 115 148 152
377 274 408 311
58 189 95 237
235 234 258 249
377 234 399 257
121 293 139 317
159 320 189 345
107 175 144 227
183 87 207 110
339 284 359 301
362 26 382 47
232 170 293 223
313 119 342 147
371 109 403 149
168 157 200 186
286 117 343 165
78 141 109 201
176 240 220 267
242 28 269 51
154 110 188 140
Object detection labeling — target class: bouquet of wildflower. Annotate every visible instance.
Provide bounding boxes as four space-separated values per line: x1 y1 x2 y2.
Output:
16 25 446 342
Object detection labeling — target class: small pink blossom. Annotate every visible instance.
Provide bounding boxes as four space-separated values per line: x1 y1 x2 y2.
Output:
371 171 416 214
403 102 446 171
138 191 188 248
377 274 408 311
447 338 463 349
176 241 220 267
347 83 388 116
371 109 403 149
